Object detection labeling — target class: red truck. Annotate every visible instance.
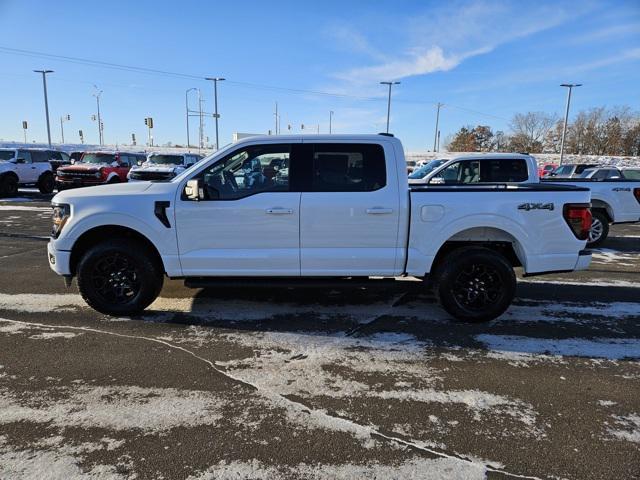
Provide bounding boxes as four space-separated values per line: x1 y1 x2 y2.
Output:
56 151 147 190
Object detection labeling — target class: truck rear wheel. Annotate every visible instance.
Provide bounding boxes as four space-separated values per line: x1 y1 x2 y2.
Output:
0 174 18 197
434 247 516 323
37 172 55 194
587 210 609 248
77 239 163 316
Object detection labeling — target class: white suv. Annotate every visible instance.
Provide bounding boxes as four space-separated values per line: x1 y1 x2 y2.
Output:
0 148 55 196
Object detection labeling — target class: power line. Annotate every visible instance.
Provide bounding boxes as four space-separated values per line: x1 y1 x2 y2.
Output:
0 45 511 123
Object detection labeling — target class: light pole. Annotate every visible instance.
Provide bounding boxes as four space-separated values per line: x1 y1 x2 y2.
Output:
185 87 197 148
34 70 54 147
93 87 103 145
559 83 582 165
60 114 70 144
329 110 334 134
433 102 443 152
205 77 225 149
380 81 400 133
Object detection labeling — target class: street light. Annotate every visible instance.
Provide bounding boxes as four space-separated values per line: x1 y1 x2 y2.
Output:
329 110 334 134
559 83 582 165
185 87 197 148
93 86 103 145
205 77 225 149
60 114 70 144
34 70 54 147
380 81 400 134
433 103 443 152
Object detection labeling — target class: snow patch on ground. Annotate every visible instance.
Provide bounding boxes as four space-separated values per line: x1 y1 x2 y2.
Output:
592 249 638 267
476 334 640 360
187 457 488 480
28 331 81 340
607 414 640 443
0 294 83 313
0 385 227 432
0 205 50 211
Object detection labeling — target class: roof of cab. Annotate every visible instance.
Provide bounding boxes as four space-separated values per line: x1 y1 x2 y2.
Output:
231 133 402 146
449 152 535 161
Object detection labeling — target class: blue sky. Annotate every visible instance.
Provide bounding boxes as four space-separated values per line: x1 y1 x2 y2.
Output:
0 0 638 150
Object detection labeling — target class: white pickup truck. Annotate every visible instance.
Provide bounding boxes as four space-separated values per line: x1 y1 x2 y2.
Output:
48 135 593 322
541 176 640 246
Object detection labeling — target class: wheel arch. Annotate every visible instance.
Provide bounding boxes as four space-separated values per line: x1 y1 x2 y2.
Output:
69 225 165 276
590 199 613 222
430 227 524 276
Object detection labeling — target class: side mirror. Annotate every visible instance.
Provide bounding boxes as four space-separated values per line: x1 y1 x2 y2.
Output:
184 179 204 201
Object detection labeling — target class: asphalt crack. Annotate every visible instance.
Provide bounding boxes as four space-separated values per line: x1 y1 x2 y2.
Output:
0 317 543 480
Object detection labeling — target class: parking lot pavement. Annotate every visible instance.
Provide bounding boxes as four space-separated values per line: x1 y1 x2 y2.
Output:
0 194 638 480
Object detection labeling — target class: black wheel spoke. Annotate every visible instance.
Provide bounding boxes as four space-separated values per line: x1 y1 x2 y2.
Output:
90 252 141 305
450 261 504 311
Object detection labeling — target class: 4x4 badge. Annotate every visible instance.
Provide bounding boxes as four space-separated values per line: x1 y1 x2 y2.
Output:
518 203 554 211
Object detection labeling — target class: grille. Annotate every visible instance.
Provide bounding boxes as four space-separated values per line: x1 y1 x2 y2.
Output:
130 171 174 181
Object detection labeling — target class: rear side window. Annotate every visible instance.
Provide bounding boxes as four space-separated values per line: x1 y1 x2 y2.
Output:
48 151 62 161
311 143 386 192
480 159 528 182
31 151 50 163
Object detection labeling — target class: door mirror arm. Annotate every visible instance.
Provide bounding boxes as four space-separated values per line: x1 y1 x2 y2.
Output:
184 178 205 201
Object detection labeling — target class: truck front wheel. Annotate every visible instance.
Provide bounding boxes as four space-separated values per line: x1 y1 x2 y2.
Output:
434 247 516 323
37 172 55 194
0 174 18 197
77 239 163 316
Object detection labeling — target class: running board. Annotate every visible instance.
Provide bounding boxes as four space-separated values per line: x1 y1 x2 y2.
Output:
184 277 423 290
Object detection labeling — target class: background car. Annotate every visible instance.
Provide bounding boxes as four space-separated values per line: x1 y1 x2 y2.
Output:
56 151 146 189
548 163 598 178
538 163 557 177
578 167 624 180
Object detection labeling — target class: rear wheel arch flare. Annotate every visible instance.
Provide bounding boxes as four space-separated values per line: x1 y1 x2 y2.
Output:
431 227 524 274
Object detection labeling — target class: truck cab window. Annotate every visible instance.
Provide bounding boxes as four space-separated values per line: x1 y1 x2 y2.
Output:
193 144 290 200
311 143 385 192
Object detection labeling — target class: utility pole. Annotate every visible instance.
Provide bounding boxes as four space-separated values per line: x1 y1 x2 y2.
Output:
274 102 279 135
380 81 400 133
22 121 28 143
34 70 54 147
144 117 154 146
60 114 70 144
329 110 334 134
205 77 225 149
185 87 197 148
437 130 441 152
198 90 204 152
559 83 582 165
433 102 443 152
93 87 103 145
79 129 84 144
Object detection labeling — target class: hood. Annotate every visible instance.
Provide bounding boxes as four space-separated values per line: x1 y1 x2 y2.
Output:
58 163 107 173
52 181 153 203
133 164 179 173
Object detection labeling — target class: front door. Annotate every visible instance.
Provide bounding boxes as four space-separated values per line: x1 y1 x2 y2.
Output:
175 142 301 276
299 142 401 276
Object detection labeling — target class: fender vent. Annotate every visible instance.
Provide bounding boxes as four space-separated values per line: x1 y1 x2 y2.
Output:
154 201 171 228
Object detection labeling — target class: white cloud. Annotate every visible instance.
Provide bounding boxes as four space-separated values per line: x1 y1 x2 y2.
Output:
327 1 594 89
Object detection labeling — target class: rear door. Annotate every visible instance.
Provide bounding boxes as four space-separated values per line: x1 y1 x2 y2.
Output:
299 142 400 276
15 150 36 183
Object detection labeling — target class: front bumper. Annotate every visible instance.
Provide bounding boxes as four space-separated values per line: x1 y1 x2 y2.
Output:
47 241 72 276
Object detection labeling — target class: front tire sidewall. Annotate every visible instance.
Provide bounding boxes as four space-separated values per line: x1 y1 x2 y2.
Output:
436 248 516 323
77 240 163 316
0 175 19 197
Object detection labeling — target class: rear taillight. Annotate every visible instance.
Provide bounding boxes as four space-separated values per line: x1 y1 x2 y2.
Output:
634 188 640 204
563 203 592 241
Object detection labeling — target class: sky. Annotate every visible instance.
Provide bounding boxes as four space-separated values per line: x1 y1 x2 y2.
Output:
0 0 638 151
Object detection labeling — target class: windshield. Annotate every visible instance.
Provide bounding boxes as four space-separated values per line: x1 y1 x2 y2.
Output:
408 159 446 179
579 169 596 178
148 154 183 166
81 153 116 164
0 150 15 161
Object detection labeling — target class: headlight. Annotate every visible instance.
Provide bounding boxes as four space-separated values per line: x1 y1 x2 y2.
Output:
52 203 70 238
94 170 102 178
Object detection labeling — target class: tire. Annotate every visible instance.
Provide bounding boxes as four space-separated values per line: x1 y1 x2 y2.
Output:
77 238 163 316
433 247 516 323
0 174 19 197
587 210 609 248
108 177 120 184
37 172 55 194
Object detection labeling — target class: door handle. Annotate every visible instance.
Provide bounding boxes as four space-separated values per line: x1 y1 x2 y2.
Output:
366 207 393 214
265 208 293 215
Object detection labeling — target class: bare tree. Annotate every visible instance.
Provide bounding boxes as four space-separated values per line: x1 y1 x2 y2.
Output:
509 112 557 153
